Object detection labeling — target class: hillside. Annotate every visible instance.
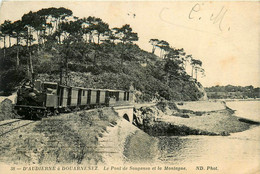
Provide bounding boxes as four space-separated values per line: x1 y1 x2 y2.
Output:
0 7 206 102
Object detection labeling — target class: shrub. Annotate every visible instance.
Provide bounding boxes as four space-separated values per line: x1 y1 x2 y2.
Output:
156 101 167 112
0 67 27 95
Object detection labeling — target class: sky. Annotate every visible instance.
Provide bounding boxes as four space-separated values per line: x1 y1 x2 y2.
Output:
0 0 259 87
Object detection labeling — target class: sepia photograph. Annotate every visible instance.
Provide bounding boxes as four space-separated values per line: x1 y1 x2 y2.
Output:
0 0 259 174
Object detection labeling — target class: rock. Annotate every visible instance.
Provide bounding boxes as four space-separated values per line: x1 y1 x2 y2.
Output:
0 98 16 121
180 114 190 118
220 131 230 136
194 111 204 116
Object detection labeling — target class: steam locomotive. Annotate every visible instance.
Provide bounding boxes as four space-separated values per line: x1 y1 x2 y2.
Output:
15 80 133 119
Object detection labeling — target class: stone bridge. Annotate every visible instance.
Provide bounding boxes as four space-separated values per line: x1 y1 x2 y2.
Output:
113 105 134 123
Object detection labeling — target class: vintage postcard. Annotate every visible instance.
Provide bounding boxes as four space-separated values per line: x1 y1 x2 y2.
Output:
0 0 259 174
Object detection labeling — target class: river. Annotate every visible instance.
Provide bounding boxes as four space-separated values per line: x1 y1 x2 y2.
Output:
124 100 260 173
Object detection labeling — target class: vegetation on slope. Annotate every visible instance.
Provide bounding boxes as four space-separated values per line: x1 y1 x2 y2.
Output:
0 7 205 101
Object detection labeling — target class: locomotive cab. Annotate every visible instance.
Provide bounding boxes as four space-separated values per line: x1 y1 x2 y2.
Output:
16 80 46 107
15 80 59 119
42 82 58 108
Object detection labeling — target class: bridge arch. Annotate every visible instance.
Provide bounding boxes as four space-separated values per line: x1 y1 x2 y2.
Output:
123 114 130 122
113 106 134 123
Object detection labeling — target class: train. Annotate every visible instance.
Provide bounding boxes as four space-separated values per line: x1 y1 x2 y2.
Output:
15 80 134 119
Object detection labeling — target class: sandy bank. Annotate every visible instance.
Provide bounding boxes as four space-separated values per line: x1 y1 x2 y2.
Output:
135 101 258 136
175 101 226 112
161 109 251 134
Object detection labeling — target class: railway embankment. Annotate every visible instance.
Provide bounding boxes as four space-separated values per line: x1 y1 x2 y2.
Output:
98 117 157 165
0 106 158 165
0 108 124 165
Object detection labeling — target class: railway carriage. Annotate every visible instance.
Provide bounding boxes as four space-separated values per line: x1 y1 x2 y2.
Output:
88 88 98 106
119 90 125 101
58 85 70 108
77 87 88 107
99 89 109 106
68 87 79 107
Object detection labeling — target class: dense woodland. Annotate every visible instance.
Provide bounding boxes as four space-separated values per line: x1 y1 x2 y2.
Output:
206 85 260 99
0 7 206 101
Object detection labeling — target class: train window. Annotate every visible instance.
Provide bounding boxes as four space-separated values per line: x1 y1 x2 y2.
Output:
124 92 126 101
43 83 57 94
43 83 57 90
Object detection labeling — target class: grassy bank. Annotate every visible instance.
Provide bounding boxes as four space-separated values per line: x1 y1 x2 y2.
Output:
0 108 120 165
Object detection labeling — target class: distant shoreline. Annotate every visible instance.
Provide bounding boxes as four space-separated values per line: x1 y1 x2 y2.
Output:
209 98 260 102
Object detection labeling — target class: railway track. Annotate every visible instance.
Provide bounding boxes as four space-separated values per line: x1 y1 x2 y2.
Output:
0 119 35 137
0 108 106 137
0 119 22 127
